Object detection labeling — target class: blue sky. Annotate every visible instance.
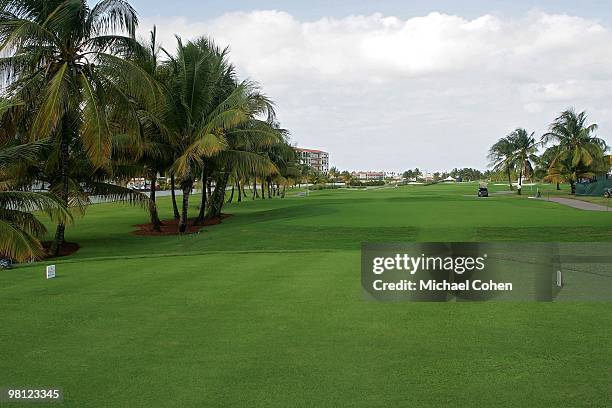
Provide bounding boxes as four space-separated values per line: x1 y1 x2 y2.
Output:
127 1 612 171
132 0 612 23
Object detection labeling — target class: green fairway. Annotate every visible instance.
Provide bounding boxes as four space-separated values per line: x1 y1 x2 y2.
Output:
1 183 612 407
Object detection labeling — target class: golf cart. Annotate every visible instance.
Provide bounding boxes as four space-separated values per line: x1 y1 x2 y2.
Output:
478 182 489 197
0 258 13 270
605 188 612 198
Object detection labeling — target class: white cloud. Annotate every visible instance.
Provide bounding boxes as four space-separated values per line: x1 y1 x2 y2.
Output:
139 11 612 171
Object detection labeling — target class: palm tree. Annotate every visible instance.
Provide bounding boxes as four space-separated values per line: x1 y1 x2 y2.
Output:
195 70 280 221
114 26 174 231
299 164 312 186
535 146 562 189
163 37 260 232
0 132 71 261
328 166 339 182
488 137 516 191
0 189 71 261
203 119 282 220
0 0 157 254
542 109 607 194
340 170 353 186
259 128 295 199
509 128 539 195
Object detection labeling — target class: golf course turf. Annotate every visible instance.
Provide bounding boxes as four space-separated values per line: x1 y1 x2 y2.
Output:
1 183 611 407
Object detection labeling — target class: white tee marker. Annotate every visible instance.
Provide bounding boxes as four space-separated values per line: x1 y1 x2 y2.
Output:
556 270 563 288
46 265 56 279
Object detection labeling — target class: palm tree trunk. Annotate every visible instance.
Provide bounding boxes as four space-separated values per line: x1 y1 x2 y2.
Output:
556 182 560 191
507 167 514 191
206 178 212 200
281 185 286 198
170 175 180 220
149 174 162 232
227 185 234 203
267 177 272 199
195 166 208 225
179 180 192 233
261 178 266 200
517 169 523 195
207 172 230 219
252 178 258 199
237 179 242 203
50 116 71 256
570 180 576 195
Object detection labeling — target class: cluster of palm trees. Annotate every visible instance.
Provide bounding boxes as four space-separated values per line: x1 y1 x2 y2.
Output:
489 109 608 195
0 0 298 262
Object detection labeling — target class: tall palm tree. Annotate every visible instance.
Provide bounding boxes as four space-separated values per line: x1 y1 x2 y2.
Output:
0 0 156 254
192 66 280 222
163 37 258 232
509 128 539 195
488 137 516 191
114 26 174 231
542 109 607 194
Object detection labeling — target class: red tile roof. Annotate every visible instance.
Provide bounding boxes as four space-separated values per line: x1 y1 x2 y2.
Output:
295 147 327 153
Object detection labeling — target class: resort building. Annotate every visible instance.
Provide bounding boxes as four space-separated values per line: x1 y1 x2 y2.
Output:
384 171 403 181
296 148 329 174
352 171 385 181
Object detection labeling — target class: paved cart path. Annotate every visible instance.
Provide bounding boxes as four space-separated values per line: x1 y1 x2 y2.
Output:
538 197 611 212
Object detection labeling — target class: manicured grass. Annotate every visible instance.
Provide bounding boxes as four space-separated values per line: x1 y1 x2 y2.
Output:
1 183 611 407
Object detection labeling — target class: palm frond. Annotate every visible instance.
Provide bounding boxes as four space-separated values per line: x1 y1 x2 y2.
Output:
88 0 138 37
87 181 152 209
0 217 44 261
80 72 112 168
0 190 72 223
29 62 68 139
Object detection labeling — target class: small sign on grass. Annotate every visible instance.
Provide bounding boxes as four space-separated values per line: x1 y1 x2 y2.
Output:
46 265 56 279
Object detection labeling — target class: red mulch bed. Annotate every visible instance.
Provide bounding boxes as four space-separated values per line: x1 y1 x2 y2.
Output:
132 214 231 236
42 241 81 258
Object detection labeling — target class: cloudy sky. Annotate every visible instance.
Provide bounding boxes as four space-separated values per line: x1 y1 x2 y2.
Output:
130 1 612 172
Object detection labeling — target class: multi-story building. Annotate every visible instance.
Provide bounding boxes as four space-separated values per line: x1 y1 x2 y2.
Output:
295 148 329 174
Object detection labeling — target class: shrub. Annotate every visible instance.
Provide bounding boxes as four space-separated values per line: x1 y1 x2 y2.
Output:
348 180 385 187
307 184 343 191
